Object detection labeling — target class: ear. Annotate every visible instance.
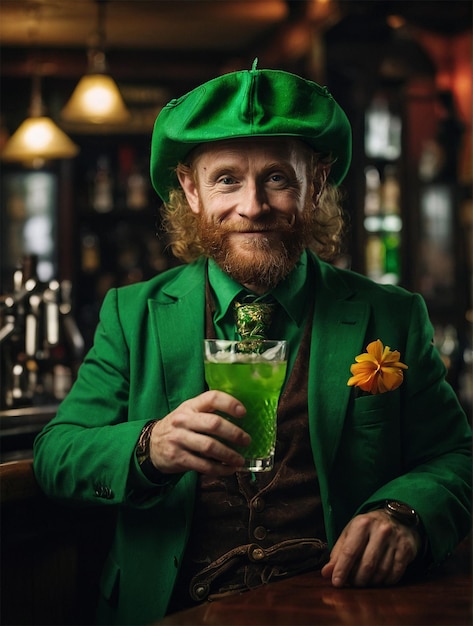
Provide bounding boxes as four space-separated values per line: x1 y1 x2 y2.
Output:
177 167 201 214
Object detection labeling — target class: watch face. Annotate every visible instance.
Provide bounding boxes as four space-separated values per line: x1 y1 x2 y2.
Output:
389 501 412 515
386 501 418 526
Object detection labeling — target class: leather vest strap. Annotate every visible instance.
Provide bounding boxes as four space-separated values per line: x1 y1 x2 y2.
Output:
189 537 328 602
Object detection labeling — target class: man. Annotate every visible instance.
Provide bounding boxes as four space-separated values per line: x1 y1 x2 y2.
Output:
34 62 472 626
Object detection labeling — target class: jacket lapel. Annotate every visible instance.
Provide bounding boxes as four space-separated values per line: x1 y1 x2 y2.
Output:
148 260 207 412
307 257 370 475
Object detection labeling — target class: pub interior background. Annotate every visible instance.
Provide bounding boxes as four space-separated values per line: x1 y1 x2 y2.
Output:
0 0 472 462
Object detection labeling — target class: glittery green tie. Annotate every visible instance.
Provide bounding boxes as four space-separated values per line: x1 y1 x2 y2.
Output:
234 297 275 340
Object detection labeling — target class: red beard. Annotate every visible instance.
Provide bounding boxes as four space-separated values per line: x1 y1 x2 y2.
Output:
196 207 313 291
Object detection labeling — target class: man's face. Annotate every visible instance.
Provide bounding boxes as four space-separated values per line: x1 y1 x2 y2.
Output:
177 137 316 293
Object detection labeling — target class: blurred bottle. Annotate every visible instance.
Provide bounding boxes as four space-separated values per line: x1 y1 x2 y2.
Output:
127 163 148 210
81 230 101 274
92 156 113 213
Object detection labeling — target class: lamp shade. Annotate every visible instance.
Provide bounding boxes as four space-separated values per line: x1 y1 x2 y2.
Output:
61 74 130 124
1 116 79 163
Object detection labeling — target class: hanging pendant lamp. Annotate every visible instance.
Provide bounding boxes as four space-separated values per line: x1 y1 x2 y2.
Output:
1 75 79 167
61 0 130 125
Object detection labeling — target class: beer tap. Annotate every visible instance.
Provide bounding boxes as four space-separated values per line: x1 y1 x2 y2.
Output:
60 280 85 360
44 280 60 348
1 257 84 408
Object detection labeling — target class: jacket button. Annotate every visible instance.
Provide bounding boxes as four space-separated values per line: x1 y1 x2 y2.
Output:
94 485 114 499
249 546 265 561
192 584 209 600
253 526 267 540
252 497 265 512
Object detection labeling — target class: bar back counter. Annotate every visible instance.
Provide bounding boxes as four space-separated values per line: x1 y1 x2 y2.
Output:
1 458 116 625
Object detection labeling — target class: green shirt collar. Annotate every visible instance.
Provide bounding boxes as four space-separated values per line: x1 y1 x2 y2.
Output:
208 250 310 327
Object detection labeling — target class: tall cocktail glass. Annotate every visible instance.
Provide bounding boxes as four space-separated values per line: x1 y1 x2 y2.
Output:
204 339 287 472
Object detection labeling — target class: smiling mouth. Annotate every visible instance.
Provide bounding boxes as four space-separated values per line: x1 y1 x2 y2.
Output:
230 231 274 242
231 229 273 235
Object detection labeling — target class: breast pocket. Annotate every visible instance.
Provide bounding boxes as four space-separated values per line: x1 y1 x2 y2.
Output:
352 391 401 426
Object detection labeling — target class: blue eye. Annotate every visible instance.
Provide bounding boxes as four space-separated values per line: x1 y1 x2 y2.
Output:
267 173 287 186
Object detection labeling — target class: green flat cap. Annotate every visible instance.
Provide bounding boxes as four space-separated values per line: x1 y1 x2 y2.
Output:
150 60 352 201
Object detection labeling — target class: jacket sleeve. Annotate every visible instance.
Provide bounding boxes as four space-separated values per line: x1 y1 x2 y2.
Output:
357 293 472 565
33 288 180 508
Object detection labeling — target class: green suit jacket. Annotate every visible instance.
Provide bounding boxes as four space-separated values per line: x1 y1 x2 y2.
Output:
34 254 472 626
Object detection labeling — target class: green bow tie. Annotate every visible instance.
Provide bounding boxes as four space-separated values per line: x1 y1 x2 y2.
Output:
234 297 275 340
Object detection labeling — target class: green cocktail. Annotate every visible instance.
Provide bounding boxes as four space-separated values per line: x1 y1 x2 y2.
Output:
204 339 287 471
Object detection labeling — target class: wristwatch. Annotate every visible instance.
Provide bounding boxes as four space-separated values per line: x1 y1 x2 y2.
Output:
384 500 420 528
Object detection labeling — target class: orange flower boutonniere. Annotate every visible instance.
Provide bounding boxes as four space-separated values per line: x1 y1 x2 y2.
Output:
347 339 408 395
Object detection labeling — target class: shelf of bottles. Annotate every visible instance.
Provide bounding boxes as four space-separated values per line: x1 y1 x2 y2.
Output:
362 93 403 286
74 139 176 349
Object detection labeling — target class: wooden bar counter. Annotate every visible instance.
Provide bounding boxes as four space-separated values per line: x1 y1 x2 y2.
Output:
159 537 472 626
1 460 470 626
